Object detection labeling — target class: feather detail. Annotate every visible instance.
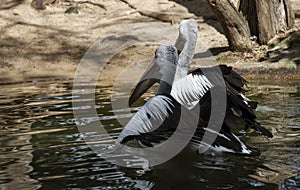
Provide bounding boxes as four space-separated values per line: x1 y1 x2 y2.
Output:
117 95 175 144
192 127 260 156
171 74 213 110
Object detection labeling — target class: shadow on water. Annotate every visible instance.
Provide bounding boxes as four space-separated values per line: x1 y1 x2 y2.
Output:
0 77 299 189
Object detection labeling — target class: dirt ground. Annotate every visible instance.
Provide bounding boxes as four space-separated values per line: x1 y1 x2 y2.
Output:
0 0 299 83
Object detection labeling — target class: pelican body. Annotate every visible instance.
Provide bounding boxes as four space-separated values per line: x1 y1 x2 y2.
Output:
122 19 272 156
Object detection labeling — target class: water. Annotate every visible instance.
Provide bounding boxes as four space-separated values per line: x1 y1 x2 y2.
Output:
0 78 299 189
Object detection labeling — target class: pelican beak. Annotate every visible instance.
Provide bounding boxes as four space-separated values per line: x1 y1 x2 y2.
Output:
129 59 161 106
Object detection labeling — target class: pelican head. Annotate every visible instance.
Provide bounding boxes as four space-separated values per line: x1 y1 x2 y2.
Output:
175 19 198 53
129 44 178 106
129 19 198 106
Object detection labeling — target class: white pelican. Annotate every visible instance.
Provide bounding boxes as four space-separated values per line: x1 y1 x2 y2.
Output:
124 20 272 156
118 44 266 156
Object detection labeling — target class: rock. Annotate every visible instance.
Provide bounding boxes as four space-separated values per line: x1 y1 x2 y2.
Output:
65 6 80 14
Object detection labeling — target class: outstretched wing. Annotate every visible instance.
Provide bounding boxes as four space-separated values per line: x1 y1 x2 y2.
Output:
117 95 178 145
191 65 273 138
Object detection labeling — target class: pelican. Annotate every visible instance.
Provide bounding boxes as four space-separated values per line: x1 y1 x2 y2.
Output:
118 44 265 156
124 19 272 156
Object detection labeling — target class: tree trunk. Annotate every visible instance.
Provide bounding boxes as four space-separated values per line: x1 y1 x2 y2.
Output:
205 0 253 51
205 0 295 51
239 0 295 44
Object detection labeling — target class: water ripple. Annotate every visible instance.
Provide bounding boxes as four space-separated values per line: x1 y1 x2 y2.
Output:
0 79 298 189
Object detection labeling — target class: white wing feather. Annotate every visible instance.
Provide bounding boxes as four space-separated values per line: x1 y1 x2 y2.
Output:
117 95 174 143
171 74 213 110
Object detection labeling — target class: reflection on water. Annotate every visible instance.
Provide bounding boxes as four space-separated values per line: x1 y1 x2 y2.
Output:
0 78 299 189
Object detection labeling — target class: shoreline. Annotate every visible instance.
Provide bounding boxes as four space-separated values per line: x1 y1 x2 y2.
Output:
0 0 299 84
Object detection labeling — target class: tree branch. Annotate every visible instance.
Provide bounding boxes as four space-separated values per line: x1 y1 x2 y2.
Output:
118 0 177 24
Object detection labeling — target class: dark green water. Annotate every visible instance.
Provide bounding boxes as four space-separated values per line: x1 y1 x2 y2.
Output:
0 78 299 189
